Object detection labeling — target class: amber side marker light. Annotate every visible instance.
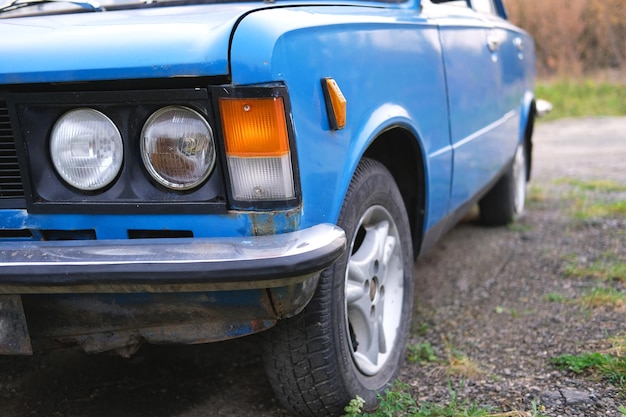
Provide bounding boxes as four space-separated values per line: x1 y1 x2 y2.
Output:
219 97 295 200
321 77 347 130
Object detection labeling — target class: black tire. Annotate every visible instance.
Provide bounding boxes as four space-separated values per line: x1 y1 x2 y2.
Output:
479 141 527 226
262 158 414 416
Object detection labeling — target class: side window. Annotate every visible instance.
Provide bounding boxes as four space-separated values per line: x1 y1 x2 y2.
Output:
471 0 496 15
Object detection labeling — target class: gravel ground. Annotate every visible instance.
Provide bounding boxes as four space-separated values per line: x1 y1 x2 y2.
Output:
407 116 626 416
0 117 624 417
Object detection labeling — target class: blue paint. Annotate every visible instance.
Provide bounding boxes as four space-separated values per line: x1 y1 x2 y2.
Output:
0 4 252 84
230 5 453 230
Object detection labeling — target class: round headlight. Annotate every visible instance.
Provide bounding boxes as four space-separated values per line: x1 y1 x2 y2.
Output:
141 106 216 190
50 108 123 191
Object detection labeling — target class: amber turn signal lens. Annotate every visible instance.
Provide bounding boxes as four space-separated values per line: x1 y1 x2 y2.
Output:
220 97 290 157
219 96 295 201
322 78 347 130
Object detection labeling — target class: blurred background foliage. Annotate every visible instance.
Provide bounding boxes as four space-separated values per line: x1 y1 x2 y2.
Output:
506 0 626 80
505 0 626 119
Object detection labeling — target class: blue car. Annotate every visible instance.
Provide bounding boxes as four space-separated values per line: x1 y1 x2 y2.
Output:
0 0 536 414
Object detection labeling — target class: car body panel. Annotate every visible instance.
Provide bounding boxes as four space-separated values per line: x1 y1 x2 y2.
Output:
230 5 453 230
0 4 253 83
422 2 534 212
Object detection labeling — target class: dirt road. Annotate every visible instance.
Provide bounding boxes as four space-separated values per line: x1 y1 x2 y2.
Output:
1 117 625 417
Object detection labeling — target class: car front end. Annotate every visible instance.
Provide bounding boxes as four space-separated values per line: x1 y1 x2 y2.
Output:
0 7 346 355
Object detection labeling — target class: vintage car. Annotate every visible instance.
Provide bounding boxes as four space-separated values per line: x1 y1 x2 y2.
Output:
0 0 536 414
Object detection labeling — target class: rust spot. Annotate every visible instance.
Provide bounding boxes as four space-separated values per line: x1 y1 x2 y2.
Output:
248 207 301 236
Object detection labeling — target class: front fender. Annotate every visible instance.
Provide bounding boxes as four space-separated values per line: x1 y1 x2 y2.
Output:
519 91 536 144
230 5 452 232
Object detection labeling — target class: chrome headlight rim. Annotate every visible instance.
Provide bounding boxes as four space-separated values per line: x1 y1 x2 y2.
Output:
140 105 216 191
50 108 124 192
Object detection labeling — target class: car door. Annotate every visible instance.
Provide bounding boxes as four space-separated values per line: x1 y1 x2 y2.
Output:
476 0 535 118
423 0 505 213
472 0 532 151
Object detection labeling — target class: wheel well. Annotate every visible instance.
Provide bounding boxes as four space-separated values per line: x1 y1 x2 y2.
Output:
363 127 425 257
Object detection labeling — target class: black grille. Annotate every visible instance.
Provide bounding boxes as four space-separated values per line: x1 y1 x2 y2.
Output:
0 100 24 200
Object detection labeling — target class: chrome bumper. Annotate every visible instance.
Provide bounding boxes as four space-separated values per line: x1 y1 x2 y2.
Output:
0 223 346 294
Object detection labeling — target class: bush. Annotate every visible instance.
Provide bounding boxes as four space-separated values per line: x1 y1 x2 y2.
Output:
505 0 626 79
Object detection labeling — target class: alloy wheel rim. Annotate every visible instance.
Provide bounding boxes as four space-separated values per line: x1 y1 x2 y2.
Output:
344 205 405 376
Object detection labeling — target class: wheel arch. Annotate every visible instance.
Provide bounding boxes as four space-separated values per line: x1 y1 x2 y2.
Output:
362 126 426 258
520 92 537 181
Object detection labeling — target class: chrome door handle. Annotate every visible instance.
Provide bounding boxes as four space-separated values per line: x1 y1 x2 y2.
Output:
487 33 500 52
514 36 524 59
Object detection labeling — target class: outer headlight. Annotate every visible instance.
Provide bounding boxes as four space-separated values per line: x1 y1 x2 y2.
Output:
141 106 216 190
50 108 123 191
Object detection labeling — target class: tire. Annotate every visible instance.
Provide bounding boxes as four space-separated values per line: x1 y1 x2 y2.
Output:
262 158 414 416
479 141 527 226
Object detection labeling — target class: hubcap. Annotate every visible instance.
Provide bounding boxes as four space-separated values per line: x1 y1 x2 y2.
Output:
512 144 527 215
344 205 404 375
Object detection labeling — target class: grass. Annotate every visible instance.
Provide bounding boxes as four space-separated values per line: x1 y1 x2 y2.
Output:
552 179 626 283
543 292 565 302
552 352 626 386
562 253 626 282
549 284 626 391
444 351 484 379
542 286 626 309
360 342 545 417
406 341 484 379
407 342 438 364
552 335 626 389
507 223 533 233
549 178 626 221
569 199 626 220
577 287 626 310
555 179 626 193
343 381 548 417
528 179 626 221
605 335 626 357
535 79 626 121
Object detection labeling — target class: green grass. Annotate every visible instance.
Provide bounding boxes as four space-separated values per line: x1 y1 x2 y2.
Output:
552 352 626 386
577 287 626 310
407 342 438 364
563 253 626 282
343 381 547 417
555 178 626 193
552 178 626 221
543 292 565 302
406 341 484 378
507 223 533 233
536 79 626 121
571 199 626 220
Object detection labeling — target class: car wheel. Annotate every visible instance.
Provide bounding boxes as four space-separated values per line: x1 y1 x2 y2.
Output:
262 158 414 416
479 141 527 226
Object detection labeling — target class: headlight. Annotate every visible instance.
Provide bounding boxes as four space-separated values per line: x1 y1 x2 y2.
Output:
50 108 123 191
141 106 216 190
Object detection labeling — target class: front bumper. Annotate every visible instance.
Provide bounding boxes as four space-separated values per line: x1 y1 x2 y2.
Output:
0 223 346 293
0 224 346 355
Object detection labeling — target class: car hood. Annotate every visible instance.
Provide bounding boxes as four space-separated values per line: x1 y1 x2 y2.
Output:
0 3 263 84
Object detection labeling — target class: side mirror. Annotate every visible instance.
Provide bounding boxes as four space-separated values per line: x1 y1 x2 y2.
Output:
535 99 553 118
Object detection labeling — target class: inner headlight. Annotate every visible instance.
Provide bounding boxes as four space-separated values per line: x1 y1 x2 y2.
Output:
50 108 123 191
141 106 216 190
